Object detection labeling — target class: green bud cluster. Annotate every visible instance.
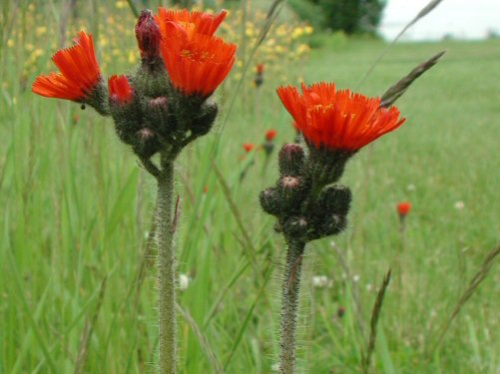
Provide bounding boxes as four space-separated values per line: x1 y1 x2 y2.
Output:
105 10 219 163
260 143 353 243
108 58 219 161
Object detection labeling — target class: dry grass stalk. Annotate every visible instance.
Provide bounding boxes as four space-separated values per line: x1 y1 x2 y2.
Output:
362 270 391 374
176 303 225 374
427 246 500 358
357 0 445 88
380 51 446 108
74 277 108 374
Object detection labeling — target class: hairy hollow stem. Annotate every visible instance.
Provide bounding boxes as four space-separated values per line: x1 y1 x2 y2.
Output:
279 240 306 374
157 161 177 374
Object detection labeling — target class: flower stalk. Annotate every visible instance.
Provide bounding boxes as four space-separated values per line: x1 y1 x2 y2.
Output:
32 8 235 374
261 82 407 372
157 159 177 374
279 239 305 374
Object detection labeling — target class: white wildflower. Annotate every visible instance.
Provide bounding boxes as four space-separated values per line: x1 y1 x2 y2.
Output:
178 274 190 291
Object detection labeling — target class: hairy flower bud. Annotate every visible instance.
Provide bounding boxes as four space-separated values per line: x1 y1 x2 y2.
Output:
317 185 352 216
283 216 309 240
279 144 305 176
108 75 143 145
320 214 347 237
145 96 170 136
259 187 281 216
133 127 161 158
278 175 307 213
136 10 161 60
190 101 218 137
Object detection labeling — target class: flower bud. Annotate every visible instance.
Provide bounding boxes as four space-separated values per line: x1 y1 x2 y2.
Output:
319 214 347 237
279 144 305 176
316 185 352 216
283 216 309 240
278 175 309 214
145 96 171 136
190 102 218 137
263 141 275 156
132 127 161 158
259 187 281 216
255 64 264 88
108 75 143 145
135 10 161 61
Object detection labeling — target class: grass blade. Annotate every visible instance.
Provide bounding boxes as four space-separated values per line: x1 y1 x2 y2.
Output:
222 265 273 371
177 303 225 374
7 248 58 373
74 276 108 374
427 246 500 358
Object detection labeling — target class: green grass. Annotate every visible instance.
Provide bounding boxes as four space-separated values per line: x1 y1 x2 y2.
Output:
2 1 500 373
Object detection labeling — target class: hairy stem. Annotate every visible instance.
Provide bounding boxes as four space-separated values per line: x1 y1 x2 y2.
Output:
157 161 176 374
279 240 306 374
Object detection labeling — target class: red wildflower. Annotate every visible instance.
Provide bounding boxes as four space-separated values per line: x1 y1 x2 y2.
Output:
243 143 255 153
32 31 101 102
265 129 277 142
160 22 236 97
397 202 411 217
257 63 264 74
276 83 406 151
155 8 227 38
108 75 133 105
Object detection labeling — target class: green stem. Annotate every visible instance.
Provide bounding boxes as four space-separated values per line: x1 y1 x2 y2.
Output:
157 161 177 374
279 239 306 374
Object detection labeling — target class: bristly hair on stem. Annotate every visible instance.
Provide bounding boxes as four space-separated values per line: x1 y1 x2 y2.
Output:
279 240 305 374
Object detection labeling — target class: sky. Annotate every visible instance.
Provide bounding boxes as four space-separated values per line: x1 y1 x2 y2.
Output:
379 0 500 41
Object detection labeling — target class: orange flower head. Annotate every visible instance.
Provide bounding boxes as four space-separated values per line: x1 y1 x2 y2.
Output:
108 75 133 105
257 63 264 74
160 22 236 98
265 129 277 142
155 8 227 39
277 83 406 151
397 202 411 217
243 143 255 153
136 10 162 60
32 31 101 102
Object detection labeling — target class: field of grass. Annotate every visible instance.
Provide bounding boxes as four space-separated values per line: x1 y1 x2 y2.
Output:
1 1 500 373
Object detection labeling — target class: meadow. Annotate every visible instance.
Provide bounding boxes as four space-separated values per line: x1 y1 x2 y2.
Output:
1 1 500 373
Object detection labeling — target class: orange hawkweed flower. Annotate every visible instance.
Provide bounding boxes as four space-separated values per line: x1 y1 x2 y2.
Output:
32 31 101 102
397 202 411 217
160 22 236 98
277 83 406 151
155 8 227 39
108 75 133 105
243 143 255 153
265 129 277 142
